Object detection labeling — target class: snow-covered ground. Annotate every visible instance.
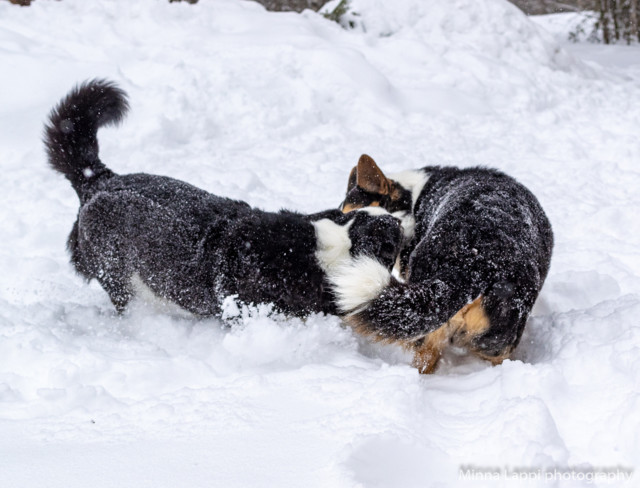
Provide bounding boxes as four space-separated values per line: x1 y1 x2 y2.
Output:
1 0 639 486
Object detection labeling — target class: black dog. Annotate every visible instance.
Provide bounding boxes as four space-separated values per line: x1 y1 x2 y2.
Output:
44 81 403 318
331 154 553 373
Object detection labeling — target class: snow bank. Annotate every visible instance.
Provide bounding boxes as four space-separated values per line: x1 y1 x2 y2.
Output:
324 0 584 117
0 0 639 486
335 0 576 70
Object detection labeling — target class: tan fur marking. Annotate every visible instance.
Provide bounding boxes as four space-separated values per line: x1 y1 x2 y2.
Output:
410 296 492 374
346 295 507 374
357 154 391 195
411 326 450 374
344 313 382 342
474 350 512 366
341 203 362 213
341 201 380 214
458 297 491 337
389 184 404 204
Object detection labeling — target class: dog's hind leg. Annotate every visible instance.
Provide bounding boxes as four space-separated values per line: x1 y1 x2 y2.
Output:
68 218 133 312
67 220 93 279
410 329 448 374
81 247 134 313
461 280 536 366
73 193 140 314
96 272 134 314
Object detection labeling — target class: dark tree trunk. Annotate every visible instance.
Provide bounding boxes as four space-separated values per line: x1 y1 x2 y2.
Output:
595 0 639 43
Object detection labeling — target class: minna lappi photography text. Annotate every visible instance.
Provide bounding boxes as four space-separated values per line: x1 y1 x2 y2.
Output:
459 465 634 484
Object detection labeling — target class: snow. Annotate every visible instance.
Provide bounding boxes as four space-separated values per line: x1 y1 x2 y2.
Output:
1 0 639 486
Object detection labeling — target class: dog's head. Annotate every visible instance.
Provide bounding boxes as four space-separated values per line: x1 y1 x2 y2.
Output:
344 208 403 270
312 208 403 274
340 154 412 214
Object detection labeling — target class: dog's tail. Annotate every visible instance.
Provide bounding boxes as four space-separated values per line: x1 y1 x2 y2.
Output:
44 79 129 198
328 256 482 342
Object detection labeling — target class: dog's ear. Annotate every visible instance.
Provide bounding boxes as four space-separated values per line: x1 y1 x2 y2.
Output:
356 154 390 195
346 166 358 192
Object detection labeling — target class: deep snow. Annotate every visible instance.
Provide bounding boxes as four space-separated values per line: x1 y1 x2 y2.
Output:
0 0 639 487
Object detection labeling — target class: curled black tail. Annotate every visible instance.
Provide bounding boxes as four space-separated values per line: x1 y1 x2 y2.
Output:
44 79 129 198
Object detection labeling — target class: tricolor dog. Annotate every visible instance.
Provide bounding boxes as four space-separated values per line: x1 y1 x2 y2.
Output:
331 154 553 373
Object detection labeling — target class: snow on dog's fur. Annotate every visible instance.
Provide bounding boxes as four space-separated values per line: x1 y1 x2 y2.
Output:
334 154 554 373
44 80 403 318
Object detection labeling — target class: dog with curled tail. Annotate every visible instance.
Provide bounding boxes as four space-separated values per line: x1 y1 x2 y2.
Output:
44 80 403 318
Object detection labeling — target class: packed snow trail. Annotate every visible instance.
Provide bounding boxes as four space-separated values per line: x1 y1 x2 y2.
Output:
0 1 639 486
